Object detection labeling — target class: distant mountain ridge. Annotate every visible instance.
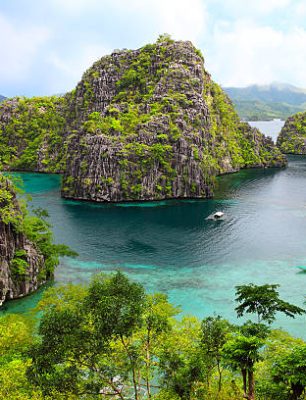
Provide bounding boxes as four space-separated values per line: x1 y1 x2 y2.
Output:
0 95 6 102
224 83 306 121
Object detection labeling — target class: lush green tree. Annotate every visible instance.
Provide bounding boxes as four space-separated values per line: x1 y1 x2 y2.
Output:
232 284 305 400
222 329 264 400
239 320 270 340
0 359 42 400
0 274 304 400
152 389 181 400
156 33 174 44
158 316 204 399
0 314 76 400
28 273 184 399
255 330 306 400
0 314 34 361
0 313 36 398
20 207 78 278
235 284 305 324
200 316 232 392
86 272 147 400
141 293 179 399
271 344 306 400
28 272 146 399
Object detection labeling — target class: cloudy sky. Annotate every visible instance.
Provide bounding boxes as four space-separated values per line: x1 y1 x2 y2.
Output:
1 0 306 97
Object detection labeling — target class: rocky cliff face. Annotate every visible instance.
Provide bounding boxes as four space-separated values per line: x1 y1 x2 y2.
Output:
0 37 287 202
277 112 306 154
0 176 47 305
0 96 67 172
61 38 286 201
62 40 213 201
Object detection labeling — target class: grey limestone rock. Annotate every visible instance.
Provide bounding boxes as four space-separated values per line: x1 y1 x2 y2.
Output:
0 177 46 305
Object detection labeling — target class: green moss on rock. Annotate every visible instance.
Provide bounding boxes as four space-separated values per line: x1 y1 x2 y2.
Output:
0 96 67 172
277 112 306 154
0 174 75 304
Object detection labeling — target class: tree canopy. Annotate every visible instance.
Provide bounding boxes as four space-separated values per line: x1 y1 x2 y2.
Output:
235 283 305 324
0 274 304 400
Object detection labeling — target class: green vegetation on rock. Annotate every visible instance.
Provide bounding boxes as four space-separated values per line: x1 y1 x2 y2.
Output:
277 112 306 154
62 37 286 202
0 173 76 304
0 96 67 172
204 81 286 170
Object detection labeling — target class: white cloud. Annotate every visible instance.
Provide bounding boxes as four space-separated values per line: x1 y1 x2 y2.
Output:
293 1 306 18
50 0 207 44
2 0 306 94
125 0 207 43
0 13 50 84
50 0 100 15
275 28 306 87
48 43 110 79
157 0 207 43
207 0 292 17
44 0 208 93
206 20 306 87
239 0 291 14
45 43 111 93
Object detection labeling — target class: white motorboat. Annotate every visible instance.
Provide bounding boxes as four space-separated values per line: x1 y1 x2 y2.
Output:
213 211 224 219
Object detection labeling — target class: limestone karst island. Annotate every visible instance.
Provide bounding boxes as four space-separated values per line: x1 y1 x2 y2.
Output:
0 3 306 400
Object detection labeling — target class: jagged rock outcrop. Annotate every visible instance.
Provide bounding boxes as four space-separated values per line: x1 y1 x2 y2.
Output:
61 38 286 201
0 36 287 202
0 175 48 305
277 112 306 154
0 96 67 172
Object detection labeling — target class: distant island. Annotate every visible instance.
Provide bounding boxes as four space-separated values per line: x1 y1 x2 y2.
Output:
224 82 306 121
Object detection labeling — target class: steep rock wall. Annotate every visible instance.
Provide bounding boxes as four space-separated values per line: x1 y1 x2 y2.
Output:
0 96 67 172
0 176 47 305
277 112 306 154
62 39 286 201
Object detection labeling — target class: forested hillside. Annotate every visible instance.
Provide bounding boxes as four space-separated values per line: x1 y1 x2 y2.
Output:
224 83 306 121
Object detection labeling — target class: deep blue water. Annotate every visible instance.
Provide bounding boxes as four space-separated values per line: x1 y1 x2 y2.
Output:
2 121 306 338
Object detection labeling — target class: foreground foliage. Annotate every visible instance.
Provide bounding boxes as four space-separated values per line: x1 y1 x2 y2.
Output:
0 275 305 400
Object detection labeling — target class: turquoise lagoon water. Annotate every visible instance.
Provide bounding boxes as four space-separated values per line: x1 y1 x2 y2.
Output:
1 123 306 338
